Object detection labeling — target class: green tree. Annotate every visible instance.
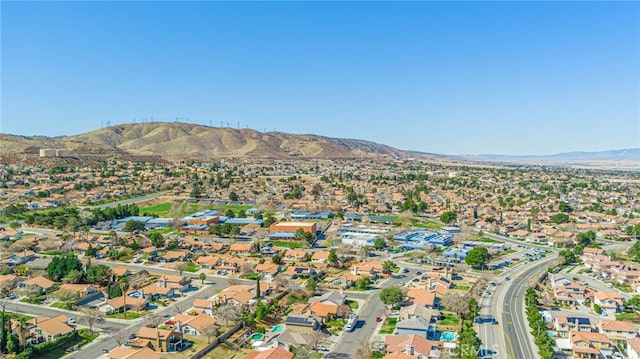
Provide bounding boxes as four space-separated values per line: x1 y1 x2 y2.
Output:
47 254 83 281
86 265 112 285
199 272 206 284
306 277 317 293
558 201 573 213
379 287 404 306
373 237 386 250
119 279 130 318
382 260 398 271
559 249 576 264
149 232 165 248
440 211 457 224
64 269 83 284
464 247 490 269
124 220 146 233
551 213 570 224
355 277 371 290
328 249 338 266
228 191 239 201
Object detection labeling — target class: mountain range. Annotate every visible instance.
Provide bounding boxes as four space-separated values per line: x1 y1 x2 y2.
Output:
1 122 637 169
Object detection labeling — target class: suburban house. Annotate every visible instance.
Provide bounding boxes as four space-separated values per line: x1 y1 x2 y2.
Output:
29 315 74 343
139 284 175 300
246 346 294 359
108 347 161 359
627 337 640 359
553 315 592 337
569 331 612 359
58 283 99 297
405 289 437 309
112 266 132 277
284 249 307 262
596 320 639 344
132 327 184 352
18 276 55 293
5 250 36 266
158 275 192 292
192 299 216 316
254 263 280 278
394 316 432 338
228 243 254 256
384 334 439 358
196 255 221 269
174 312 217 336
592 291 624 315
311 251 329 263
102 295 149 315
161 250 190 263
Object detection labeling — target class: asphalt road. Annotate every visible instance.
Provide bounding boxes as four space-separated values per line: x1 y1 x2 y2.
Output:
327 267 420 358
71 280 222 359
82 191 168 210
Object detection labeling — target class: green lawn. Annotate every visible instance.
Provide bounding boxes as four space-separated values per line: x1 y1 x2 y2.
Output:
477 238 501 243
269 240 304 248
379 317 398 334
218 204 253 212
439 315 461 326
346 299 359 309
411 219 443 230
51 301 75 310
107 310 151 320
454 285 470 291
39 329 99 359
186 262 199 273
140 203 218 217
614 284 633 293
139 203 172 216
616 312 637 320
7 312 34 321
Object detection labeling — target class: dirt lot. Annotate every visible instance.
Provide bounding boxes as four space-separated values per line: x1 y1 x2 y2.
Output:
201 345 252 359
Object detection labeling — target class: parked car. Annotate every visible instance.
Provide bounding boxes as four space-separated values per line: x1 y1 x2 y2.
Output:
68 318 76 324
376 317 382 322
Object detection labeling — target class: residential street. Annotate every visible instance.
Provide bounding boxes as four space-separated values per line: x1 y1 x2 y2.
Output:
327 267 417 358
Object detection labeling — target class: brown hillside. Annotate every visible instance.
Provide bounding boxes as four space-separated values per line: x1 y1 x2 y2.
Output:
1 122 412 161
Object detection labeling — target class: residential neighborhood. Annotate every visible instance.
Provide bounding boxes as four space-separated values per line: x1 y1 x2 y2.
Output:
0 158 638 359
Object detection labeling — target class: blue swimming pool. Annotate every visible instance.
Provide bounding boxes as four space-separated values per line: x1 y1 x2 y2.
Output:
270 325 285 333
442 332 457 341
250 333 265 341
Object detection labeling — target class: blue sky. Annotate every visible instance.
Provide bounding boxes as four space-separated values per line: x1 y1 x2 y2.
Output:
2 1 638 155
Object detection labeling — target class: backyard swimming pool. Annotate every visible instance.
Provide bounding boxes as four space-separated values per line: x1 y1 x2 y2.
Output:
270 325 285 333
442 332 457 341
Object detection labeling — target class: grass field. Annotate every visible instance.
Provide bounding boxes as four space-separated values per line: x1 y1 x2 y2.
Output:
616 312 637 320
379 317 398 334
477 238 501 243
140 202 254 218
107 310 151 320
269 240 304 248
439 314 461 326
40 329 99 359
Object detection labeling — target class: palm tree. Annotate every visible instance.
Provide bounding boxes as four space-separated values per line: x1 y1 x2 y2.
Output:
119 279 130 319
16 317 28 347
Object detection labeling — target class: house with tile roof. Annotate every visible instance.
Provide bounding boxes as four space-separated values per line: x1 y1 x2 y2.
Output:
384 334 439 358
29 315 74 343
246 346 294 359
18 276 55 293
596 320 639 344
133 326 183 352
174 312 217 336
569 331 611 359
553 315 592 337
592 291 624 315
108 347 160 359
627 337 640 359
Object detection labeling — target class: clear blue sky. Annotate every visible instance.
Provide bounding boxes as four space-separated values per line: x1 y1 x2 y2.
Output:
2 1 639 155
